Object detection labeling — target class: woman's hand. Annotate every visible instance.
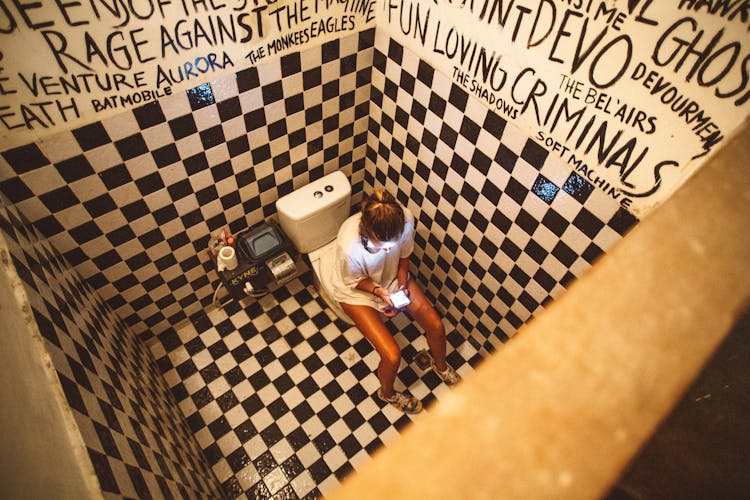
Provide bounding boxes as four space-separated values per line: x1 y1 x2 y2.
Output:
371 286 394 307
373 286 400 316
372 285 388 303
381 306 399 317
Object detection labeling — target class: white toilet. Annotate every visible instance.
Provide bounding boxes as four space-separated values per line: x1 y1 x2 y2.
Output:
276 171 354 324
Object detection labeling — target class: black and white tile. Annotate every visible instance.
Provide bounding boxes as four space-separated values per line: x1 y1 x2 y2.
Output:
0 24 643 500
0 199 222 499
151 270 480 498
0 26 637 351
0 30 376 342
366 31 638 352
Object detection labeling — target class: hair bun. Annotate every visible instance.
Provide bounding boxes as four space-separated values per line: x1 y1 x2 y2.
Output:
360 188 404 242
371 188 396 206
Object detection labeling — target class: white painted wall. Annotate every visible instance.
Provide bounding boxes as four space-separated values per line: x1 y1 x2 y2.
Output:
376 0 750 217
0 0 377 149
2 1 747 215
0 232 102 499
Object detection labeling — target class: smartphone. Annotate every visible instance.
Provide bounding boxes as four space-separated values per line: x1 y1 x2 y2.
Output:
389 289 411 308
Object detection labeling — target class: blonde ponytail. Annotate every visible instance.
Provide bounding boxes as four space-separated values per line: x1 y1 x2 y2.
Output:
360 188 404 242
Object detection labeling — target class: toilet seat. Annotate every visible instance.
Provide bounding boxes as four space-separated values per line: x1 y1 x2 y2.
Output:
308 242 354 325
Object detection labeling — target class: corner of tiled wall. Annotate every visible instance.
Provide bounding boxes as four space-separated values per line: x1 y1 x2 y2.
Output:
0 28 377 344
0 19 639 357
365 33 639 354
0 195 224 497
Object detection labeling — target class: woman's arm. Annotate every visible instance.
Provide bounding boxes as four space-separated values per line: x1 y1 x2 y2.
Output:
356 278 388 302
397 258 410 291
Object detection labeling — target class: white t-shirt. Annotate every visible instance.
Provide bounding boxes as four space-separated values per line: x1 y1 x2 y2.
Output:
319 207 415 309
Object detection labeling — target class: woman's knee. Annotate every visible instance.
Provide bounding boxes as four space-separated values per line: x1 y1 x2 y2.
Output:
424 317 445 338
379 344 402 368
411 301 445 335
341 303 402 366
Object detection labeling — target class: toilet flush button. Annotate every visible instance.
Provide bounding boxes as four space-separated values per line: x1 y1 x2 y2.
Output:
314 190 323 199
325 185 333 192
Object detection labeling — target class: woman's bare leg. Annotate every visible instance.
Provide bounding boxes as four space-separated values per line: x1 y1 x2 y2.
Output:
340 303 401 397
404 282 448 371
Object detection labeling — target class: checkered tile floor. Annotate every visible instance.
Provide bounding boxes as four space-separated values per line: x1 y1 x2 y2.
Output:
150 269 481 498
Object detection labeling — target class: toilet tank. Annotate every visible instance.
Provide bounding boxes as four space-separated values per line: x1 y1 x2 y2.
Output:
276 171 351 254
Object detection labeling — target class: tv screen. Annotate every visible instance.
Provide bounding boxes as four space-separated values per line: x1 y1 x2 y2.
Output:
247 226 281 260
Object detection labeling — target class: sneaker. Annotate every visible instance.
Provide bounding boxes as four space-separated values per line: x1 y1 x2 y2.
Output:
431 361 461 386
377 389 423 414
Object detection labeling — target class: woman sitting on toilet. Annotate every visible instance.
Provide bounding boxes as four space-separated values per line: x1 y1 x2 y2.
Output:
323 188 460 414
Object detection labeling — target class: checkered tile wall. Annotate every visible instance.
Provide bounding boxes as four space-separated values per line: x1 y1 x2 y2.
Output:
0 197 223 498
365 32 638 352
0 30 375 342
0 23 642 499
1 24 637 353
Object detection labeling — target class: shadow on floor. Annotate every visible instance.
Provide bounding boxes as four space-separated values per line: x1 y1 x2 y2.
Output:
607 306 750 500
